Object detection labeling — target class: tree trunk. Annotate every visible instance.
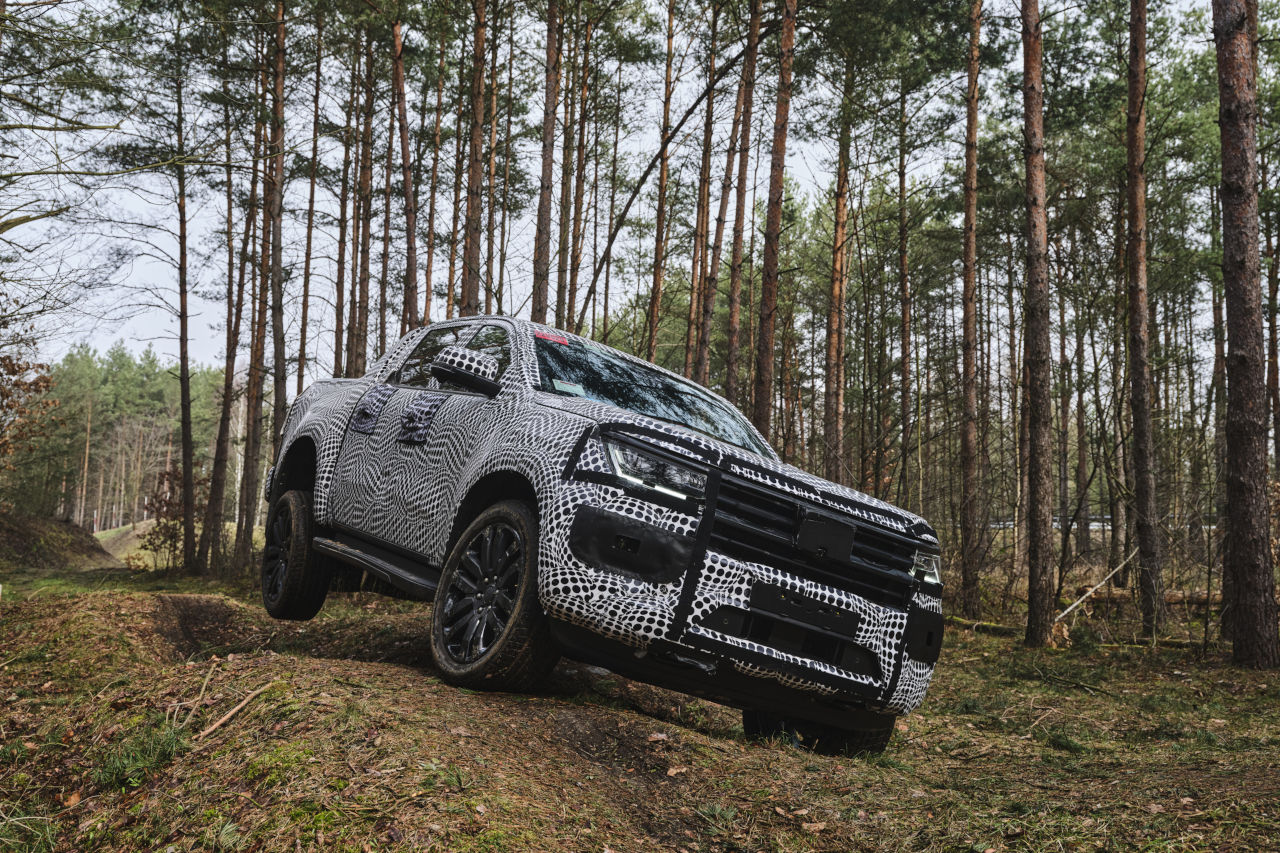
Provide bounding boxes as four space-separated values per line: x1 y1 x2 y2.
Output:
1212 0 1279 668
460 0 487 316
333 64 356 378
1126 0 1164 636
897 85 912 508
199 55 253 575
378 108 394 355
751 0 795 439
485 23 500 315
268 0 288 462
174 41 196 575
696 29 744 389
959 0 984 619
725 0 761 406
423 36 447 324
298 11 322 394
555 25 577 329
568 22 594 332
1021 0 1055 647
686 8 718 378
532 0 560 324
353 35 375 373
393 18 419 329
825 60 852 484
646 0 676 361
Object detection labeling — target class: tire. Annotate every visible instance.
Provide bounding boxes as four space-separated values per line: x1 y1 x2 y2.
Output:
429 500 559 691
261 490 330 621
742 709 895 757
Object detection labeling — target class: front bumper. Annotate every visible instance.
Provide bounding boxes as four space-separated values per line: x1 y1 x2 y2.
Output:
538 424 943 716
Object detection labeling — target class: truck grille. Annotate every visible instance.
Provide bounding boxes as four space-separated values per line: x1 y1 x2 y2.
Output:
709 472 916 609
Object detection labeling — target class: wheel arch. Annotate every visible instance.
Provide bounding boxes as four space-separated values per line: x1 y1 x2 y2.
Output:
272 436 318 502
444 470 539 562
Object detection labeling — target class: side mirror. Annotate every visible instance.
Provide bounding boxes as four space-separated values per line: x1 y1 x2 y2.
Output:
430 345 502 397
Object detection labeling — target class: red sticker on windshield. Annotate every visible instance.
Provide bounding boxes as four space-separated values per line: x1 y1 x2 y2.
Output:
535 331 569 344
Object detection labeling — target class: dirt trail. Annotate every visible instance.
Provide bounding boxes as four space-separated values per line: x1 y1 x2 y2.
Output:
2 589 1278 851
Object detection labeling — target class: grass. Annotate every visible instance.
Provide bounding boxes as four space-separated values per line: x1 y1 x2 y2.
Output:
90 714 187 790
0 573 1277 850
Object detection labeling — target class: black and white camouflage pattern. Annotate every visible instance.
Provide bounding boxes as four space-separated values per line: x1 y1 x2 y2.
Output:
273 316 942 716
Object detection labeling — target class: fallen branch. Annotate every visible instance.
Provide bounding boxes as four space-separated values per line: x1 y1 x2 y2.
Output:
182 662 218 730
1055 547 1138 623
943 615 1020 637
193 683 279 742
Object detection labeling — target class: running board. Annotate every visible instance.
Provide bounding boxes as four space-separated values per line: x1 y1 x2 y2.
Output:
312 534 438 601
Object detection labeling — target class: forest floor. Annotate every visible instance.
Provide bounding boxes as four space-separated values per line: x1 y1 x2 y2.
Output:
1 547 1278 851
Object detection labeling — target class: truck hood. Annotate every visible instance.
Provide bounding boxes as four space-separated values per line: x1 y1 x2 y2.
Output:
532 391 933 539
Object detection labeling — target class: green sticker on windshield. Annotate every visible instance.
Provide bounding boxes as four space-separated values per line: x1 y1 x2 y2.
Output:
552 379 585 396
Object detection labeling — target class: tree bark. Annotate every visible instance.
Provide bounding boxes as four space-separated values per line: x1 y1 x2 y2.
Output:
1126 0 1164 636
392 18 419 329
645 0 677 360
751 0 796 440
696 26 744 389
686 8 718 378
268 0 288 462
353 35 375 373
174 35 196 574
1021 0 1055 647
333 66 356 378
199 50 252 575
959 0 984 619
725 0 761 406
824 60 852 484
422 36 447 325
1212 0 1279 668
298 11 322 394
460 0 487 316
532 0 560 324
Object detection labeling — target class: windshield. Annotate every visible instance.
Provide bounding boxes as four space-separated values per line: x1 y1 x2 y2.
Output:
533 332 772 457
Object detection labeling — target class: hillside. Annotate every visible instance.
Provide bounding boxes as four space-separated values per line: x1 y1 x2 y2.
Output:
1 582 1277 851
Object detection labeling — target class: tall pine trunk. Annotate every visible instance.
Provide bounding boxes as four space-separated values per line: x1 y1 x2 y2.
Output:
1021 0 1055 647
298 12 322 395
751 0 796 439
1212 0 1279 668
825 60 852 484
393 18 419 329
646 0 676 361
532 0 560 324
725 0 761 405
959 0 984 619
460 0 487 316
1126 0 1164 636
268 0 288 462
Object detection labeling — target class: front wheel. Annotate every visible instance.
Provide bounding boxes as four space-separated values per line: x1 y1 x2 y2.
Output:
428 500 559 690
261 490 330 620
743 709 895 757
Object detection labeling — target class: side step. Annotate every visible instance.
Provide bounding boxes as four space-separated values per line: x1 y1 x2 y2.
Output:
312 533 438 601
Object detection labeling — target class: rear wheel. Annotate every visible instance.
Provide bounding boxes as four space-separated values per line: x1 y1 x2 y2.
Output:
261 490 330 620
742 709 895 756
429 500 559 690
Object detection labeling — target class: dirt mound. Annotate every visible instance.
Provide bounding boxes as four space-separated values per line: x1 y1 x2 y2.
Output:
0 511 120 574
3 588 1279 851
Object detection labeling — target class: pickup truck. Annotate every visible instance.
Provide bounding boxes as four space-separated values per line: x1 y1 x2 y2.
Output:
262 316 943 755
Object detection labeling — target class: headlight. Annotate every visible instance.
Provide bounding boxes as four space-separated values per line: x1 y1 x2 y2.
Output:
604 440 707 501
913 550 942 585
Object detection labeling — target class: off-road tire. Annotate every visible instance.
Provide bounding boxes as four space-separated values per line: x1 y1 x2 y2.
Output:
261 490 330 620
742 709 895 757
429 500 559 690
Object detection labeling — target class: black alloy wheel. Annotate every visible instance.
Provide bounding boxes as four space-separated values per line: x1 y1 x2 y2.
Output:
438 521 523 664
429 500 559 690
261 489 329 620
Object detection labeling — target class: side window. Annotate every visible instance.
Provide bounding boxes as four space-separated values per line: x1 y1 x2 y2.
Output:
466 324 512 377
396 327 467 387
